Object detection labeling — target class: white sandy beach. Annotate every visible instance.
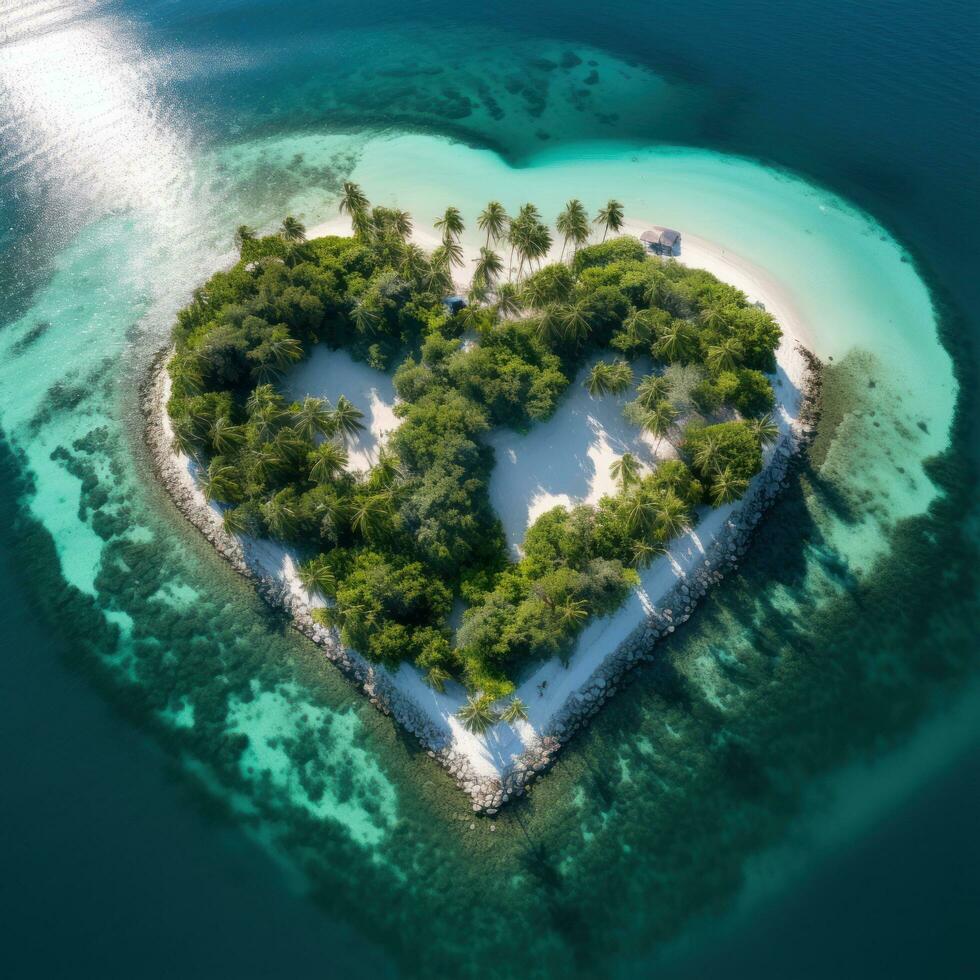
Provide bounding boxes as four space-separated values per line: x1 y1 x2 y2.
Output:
164 217 810 781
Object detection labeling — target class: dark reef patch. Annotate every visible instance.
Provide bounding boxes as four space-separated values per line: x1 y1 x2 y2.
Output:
10 320 50 356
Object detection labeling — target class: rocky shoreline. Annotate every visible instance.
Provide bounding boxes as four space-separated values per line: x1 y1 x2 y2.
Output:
142 345 821 814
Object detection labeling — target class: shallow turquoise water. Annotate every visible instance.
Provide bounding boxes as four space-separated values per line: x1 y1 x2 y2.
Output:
1 2 977 977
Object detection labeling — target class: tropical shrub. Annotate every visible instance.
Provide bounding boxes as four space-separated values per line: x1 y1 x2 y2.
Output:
572 235 646 273
683 420 764 484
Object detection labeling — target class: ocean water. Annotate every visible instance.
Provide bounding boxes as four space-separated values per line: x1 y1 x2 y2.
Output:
1 2 978 978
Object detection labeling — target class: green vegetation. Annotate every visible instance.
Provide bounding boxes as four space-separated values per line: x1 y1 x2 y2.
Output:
166 187 781 714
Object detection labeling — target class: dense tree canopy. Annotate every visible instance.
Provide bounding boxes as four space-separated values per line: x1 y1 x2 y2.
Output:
167 192 782 705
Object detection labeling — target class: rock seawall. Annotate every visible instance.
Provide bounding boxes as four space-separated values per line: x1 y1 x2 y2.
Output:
143 345 821 814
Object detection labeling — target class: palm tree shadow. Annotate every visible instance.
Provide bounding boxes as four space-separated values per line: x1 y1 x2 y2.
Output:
581 752 616 807
520 839 563 892
517 836 601 972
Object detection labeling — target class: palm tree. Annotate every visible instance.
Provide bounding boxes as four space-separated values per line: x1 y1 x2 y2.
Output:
424 666 452 693
350 207 373 239
555 198 585 262
252 360 285 385
200 462 238 503
653 323 689 363
222 507 250 536
457 694 498 735
279 215 306 244
473 247 504 292
559 301 591 348
435 206 464 245
535 303 565 347
351 494 391 540
262 492 298 539
391 208 413 240
692 431 723 475
234 225 257 252
624 489 659 536
250 404 284 443
505 217 519 279
556 199 589 261
209 416 244 454
251 334 302 384
609 360 633 391
595 199 625 241
710 466 749 506
635 374 670 410
699 304 728 330
520 273 556 311
372 447 402 488
706 337 744 373
644 275 669 309
339 183 372 239
510 209 553 280
506 206 536 278
509 220 531 281
338 181 369 220
629 539 665 568
499 697 528 724
309 441 349 482
461 292 488 320
266 334 304 369
477 201 508 248
246 384 279 415
271 430 308 469
439 238 464 271
655 490 690 539
423 254 454 295
400 243 428 283
292 396 332 440
351 298 381 334
246 445 277 483
331 395 366 443
586 360 632 396
530 220 554 272
610 452 641 489
620 307 654 350
557 597 590 626
586 362 613 396
171 418 201 459
298 557 336 598
171 359 204 399
310 492 346 543
643 400 678 455
494 282 522 320
750 412 780 448
568 214 590 255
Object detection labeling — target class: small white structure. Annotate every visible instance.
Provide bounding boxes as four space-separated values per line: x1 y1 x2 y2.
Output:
640 226 681 256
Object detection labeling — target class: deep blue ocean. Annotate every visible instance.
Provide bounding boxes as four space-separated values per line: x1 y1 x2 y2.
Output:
1 1 978 977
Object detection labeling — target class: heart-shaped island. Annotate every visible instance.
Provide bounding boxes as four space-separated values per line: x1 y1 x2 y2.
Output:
146 187 819 812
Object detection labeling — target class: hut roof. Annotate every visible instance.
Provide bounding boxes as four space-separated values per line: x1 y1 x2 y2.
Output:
640 227 681 246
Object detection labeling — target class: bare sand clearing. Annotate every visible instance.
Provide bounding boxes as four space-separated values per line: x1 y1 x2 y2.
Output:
178 218 810 778
487 353 672 554
280 346 399 472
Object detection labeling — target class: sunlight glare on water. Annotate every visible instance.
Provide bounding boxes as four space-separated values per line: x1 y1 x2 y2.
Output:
1 2 195 240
